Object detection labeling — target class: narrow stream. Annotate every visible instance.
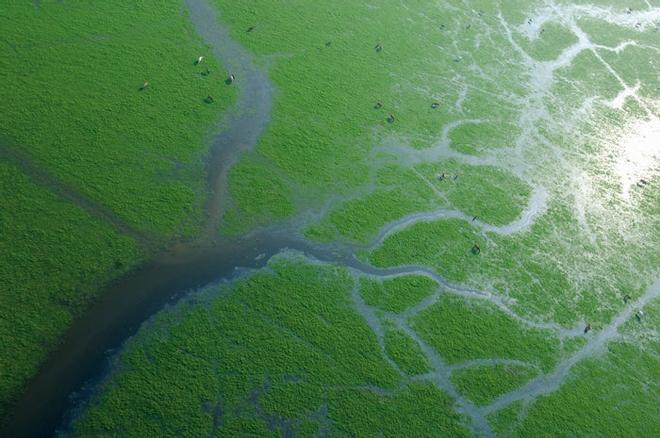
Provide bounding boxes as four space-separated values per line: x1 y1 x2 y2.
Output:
1 0 285 435
0 6 384 435
3 1 657 437
2 230 361 437
183 0 274 240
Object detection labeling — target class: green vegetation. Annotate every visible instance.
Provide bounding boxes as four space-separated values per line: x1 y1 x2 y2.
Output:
370 219 483 283
565 0 648 8
0 0 233 236
368 195 658 327
449 122 519 155
411 295 560 371
215 0 537 230
451 364 538 406
359 275 437 313
0 0 242 425
486 201 658 327
514 342 660 436
3 0 659 435
0 162 141 414
224 154 294 230
576 13 658 92
514 22 579 62
68 257 468 436
599 45 660 100
562 336 587 357
383 322 431 375
414 160 531 226
497 0 544 24
618 299 660 352
326 382 469 437
552 50 622 108
488 401 524 436
307 160 531 244
0 0 235 417
303 162 441 243
305 184 441 244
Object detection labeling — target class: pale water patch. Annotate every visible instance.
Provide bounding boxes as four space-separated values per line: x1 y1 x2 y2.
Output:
605 82 641 109
613 116 660 200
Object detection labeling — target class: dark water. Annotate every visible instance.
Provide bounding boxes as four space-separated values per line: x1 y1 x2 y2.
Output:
1 233 357 437
1 0 284 435
188 0 274 240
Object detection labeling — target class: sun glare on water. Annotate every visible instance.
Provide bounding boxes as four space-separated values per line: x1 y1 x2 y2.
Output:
614 116 660 200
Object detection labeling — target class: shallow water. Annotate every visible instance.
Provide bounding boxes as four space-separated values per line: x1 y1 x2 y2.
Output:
184 0 275 240
1 0 279 434
2 230 362 436
3 0 659 436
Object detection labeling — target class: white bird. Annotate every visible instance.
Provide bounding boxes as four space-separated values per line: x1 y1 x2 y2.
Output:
196 56 204 65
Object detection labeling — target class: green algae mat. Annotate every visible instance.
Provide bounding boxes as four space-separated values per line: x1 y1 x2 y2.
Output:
2 0 659 436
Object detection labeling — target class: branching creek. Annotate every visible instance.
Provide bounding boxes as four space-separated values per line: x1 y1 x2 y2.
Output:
2 0 658 436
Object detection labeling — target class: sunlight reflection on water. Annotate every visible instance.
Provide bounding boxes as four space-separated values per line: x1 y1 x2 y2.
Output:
614 116 659 200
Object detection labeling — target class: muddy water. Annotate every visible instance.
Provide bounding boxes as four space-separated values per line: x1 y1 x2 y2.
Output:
1 0 284 435
184 0 275 239
4 0 658 436
4 11 363 418
1 231 360 437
